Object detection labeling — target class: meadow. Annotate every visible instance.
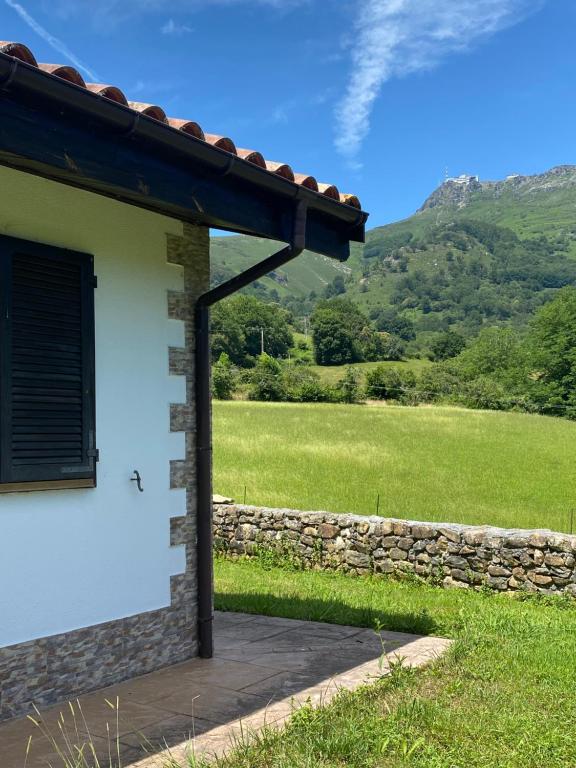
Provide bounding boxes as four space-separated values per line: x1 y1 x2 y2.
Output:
308 358 431 386
207 557 576 768
213 400 576 532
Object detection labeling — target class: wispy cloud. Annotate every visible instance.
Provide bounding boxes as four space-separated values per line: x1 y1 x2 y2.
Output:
52 0 308 29
5 0 100 81
269 103 291 125
161 18 193 36
335 0 544 166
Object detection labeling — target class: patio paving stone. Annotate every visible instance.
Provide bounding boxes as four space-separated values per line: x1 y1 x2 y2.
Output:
0 611 451 767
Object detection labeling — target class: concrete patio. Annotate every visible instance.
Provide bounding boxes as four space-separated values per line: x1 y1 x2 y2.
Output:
0 611 451 767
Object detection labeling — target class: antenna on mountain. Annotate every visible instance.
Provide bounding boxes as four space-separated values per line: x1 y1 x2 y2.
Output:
444 166 449 184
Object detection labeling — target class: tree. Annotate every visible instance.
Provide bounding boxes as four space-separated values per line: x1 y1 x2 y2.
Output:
310 298 366 365
232 295 293 361
451 327 527 391
210 302 245 365
370 308 416 341
429 330 466 361
527 287 576 416
211 295 293 367
311 314 360 365
378 332 405 361
311 298 406 366
323 274 346 298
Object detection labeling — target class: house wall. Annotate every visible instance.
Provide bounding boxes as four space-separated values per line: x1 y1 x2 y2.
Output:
0 165 209 720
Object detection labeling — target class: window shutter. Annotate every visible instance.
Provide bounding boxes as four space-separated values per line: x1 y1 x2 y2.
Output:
0 236 96 485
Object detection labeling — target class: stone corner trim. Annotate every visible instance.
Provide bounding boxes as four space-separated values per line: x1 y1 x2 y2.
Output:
213 504 576 596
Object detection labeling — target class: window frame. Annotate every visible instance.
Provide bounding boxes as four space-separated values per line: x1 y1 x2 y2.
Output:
0 235 97 491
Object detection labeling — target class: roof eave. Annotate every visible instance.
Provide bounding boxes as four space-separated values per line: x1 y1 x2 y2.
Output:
0 53 368 261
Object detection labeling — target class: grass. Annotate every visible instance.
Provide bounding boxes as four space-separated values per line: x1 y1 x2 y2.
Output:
213 401 576 532
208 556 576 768
308 359 432 386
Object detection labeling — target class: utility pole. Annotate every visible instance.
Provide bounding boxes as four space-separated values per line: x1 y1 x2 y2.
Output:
260 327 264 355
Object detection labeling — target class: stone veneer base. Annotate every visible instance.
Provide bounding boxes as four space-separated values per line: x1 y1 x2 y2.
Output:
0 224 209 723
0 601 196 722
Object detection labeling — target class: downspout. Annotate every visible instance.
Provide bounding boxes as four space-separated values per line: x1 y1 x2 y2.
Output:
195 201 307 658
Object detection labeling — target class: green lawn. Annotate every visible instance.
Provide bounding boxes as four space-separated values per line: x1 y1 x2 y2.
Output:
206 557 576 768
213 401 576 532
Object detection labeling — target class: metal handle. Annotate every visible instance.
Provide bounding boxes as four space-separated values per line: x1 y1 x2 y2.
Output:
131 470 144 492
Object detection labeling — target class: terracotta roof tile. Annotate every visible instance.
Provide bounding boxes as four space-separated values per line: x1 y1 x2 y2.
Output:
39 64 86 87
340 193 361 208
293 173 318 191
167 118 205 140
0 41 36 66
318 183 340 200
204 134 237 154
85 83 129 104
0 40 363 211
265 161 295 181
127 102 167 123
236 148 266 168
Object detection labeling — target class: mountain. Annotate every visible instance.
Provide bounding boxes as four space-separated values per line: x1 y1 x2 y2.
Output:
416 165 576 248
210 165 576 354
210 234 354 308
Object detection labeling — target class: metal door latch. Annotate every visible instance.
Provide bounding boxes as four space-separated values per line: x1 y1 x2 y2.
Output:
131 470 144 492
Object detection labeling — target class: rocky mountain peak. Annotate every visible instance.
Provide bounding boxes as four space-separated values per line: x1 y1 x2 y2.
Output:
417 165 576 213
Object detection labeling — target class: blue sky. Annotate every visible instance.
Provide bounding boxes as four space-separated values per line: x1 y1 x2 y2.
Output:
1 0 574 229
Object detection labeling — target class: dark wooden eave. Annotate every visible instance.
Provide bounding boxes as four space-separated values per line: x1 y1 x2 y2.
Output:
0 53 367 261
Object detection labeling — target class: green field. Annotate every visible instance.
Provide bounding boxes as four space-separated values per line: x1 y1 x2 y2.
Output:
213 401 576 532
209 558 576 768
309 358 432 386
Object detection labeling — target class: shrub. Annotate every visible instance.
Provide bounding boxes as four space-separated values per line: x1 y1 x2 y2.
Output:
336 366 361 404
365 366 417 401
417 365 460 403
459 375 511 411
212 353 237 400
283 366 336 403
248 354 286 401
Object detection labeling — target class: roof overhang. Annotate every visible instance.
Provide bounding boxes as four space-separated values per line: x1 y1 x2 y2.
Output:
0 53 367 262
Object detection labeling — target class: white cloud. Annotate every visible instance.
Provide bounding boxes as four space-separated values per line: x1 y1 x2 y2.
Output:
161 18 193 35
5 0 100 81
335 0 544 165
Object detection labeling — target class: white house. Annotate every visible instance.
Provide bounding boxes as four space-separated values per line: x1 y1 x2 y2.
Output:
0 40 367 721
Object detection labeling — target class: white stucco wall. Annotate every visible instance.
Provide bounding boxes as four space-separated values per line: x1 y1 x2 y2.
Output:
0 165 190 647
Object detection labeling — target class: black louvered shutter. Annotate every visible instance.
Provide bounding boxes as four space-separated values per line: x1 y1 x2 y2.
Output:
0 236 96 485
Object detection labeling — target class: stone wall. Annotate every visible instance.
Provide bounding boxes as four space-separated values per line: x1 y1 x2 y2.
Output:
214 505 576 595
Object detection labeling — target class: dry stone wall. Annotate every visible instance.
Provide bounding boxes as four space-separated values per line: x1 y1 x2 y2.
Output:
214 504 576 595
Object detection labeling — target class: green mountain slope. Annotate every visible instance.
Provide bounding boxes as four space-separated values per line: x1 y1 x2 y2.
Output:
210 165 576 352
210 234 355 301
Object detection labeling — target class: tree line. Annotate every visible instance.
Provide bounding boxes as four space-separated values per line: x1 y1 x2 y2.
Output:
211 287 576 419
